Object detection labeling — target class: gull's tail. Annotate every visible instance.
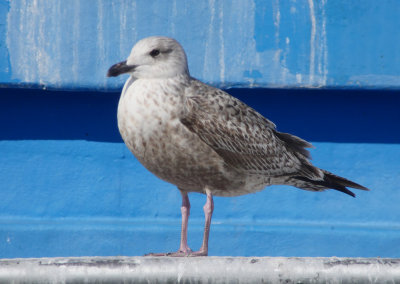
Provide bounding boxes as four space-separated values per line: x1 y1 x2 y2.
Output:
289 169 370 197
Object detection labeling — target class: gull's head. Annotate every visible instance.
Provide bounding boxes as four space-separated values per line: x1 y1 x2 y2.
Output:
107 36 189 79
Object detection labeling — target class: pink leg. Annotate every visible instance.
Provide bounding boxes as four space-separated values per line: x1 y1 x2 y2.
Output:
145 190 193 257
190 190 214 256
145 189 214 257
177 191 192 254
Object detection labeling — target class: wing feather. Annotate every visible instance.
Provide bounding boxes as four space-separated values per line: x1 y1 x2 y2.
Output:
181 80 320 179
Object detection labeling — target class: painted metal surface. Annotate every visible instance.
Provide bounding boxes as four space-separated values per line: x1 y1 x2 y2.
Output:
1 88 399 258
1 0 400 89
0 0 399 260
1 256 400 283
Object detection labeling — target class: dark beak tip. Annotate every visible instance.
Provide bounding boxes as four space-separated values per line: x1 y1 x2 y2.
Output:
106 69 116 77
107 60 131 78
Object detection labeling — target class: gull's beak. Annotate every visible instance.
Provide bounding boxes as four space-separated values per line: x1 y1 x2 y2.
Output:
107 60 136 77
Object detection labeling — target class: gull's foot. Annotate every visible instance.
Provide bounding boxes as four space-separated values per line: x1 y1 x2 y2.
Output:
188 248 208 257
145 247 193 257
145 246 208 257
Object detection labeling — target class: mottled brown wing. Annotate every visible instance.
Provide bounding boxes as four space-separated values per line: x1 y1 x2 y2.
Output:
181 80 319 178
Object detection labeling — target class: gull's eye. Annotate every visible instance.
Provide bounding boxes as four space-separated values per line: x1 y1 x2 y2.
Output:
149 49 160 57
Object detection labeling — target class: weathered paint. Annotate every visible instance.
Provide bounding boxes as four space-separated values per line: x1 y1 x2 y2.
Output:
0 0 399 259
1 0 400 89
1 257 400 283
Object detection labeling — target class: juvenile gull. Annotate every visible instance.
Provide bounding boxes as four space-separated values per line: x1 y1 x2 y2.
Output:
107 36 369 256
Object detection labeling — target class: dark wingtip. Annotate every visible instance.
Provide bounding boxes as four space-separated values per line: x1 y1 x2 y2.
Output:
352 184 370 191
321 170 370 197
323 170 370 192
335 187 356 198
294 172 366 198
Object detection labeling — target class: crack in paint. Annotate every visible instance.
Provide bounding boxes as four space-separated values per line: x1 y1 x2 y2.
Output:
218 1 225 84
308 0 328 87
308 0 316 85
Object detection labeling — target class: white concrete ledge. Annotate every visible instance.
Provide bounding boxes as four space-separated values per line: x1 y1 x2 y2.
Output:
1 256 399 283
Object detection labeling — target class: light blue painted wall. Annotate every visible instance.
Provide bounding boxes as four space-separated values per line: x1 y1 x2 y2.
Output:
0 139 395 222
1 139 399 257
0 137 399 257
1 0 400 89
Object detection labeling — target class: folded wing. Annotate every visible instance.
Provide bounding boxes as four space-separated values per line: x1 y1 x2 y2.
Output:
180 80 321 180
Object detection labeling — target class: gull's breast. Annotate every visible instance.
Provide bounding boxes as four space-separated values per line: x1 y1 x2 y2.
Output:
117 78 238 193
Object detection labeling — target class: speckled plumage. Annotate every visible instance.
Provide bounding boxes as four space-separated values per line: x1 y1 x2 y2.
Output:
108 36 368 256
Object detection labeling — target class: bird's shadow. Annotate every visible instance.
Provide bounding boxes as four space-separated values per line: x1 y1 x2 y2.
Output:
1 87 399 144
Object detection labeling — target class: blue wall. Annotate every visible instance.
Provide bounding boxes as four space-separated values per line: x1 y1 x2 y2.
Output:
1 0 400 258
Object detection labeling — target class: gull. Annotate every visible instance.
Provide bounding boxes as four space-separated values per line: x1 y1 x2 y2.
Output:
107 36 369 256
